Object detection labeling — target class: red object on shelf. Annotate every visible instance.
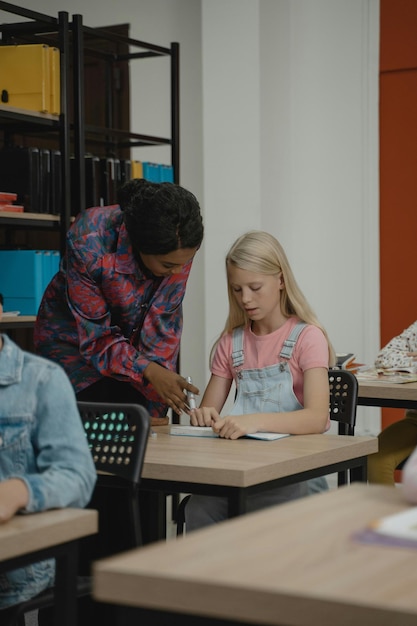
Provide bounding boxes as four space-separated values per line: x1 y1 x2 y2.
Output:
0 191 18 203
0 204 24 212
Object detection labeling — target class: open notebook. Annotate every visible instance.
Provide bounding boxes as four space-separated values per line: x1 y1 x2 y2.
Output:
169 425 289 441
353 505 417 549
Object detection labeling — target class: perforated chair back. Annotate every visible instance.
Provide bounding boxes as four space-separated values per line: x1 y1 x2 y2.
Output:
78 401 151 559
328 369 359 485
328 369 358 436
11 401 151 626
78 401 150 485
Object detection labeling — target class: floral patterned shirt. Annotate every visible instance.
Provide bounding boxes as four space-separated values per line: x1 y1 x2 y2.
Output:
34 204 193 418
375 321 417 370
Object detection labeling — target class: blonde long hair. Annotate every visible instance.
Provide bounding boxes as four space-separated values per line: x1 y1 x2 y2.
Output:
211 230 335 366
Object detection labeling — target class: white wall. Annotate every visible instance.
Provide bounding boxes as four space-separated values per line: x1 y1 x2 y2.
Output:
200 0 381 433
2 0 381 433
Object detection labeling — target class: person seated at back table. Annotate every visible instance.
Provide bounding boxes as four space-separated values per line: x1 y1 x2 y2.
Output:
402 444 417 504
368 320 417 485
0 292 96 624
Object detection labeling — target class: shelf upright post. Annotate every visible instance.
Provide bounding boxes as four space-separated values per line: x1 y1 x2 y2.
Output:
72 14 86 215
58 10 71 255
170 42 180 184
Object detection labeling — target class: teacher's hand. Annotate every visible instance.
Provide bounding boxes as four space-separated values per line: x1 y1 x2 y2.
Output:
144 362 199 416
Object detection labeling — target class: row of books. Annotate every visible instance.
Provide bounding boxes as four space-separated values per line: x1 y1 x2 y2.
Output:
0 147 174 216
0 249 60 315
75 156 174 214
0 147 61 215
0 43 60 115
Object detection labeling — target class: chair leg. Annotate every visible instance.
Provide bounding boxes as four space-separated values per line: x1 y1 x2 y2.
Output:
129 488 143 546
171 493 180 521
337 471 348 487
176 495 191 536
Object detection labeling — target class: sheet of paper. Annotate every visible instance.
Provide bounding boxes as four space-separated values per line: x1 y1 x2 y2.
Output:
170 425 218 437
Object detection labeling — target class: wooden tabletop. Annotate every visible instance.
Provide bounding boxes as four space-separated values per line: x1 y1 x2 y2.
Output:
142 427 377 488
93 484 417 626
0 508 98 562
358 380 417 409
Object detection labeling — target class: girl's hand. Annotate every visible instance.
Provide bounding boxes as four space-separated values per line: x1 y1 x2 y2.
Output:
189 406 220 426
212 413 259 440
407 351 417 360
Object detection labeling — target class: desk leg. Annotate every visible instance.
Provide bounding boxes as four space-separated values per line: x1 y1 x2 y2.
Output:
53 541 78 626
350 457 368 483
140 491 167 544
227 489 247 518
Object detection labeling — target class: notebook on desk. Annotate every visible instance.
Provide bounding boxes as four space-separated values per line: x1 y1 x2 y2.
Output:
169 425 289 440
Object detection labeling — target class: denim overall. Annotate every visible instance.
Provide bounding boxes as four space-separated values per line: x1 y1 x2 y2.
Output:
185 322 319 532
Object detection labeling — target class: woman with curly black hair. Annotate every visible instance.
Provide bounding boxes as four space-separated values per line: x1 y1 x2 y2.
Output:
35 179 204 424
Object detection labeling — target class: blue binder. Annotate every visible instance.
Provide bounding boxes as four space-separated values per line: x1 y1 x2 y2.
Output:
0 250 44 315
41 250 60 297
142 162 161 182
160 164 174 183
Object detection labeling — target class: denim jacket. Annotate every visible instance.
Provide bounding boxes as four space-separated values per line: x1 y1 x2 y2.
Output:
0 334 96 609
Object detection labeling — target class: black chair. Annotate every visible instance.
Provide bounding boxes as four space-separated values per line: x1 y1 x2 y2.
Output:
176 369 359 536
328 368 358 437
328 368 359 485
10 401 150 626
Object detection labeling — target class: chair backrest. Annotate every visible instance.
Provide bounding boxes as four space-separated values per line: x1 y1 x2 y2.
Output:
77 401 151 562
77 401 150 485
11 402 151 625
328 369 358 436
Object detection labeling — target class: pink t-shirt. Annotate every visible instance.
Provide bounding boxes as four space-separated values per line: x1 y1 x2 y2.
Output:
211 317 329 407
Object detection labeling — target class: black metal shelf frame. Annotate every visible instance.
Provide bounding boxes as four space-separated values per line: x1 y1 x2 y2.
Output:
0 2 180 251
71 18 180 211
0 1 71 253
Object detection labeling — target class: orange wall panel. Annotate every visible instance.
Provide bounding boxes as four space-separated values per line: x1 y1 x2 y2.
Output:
380 0 417 71
379 72 417 348
380 1 417 429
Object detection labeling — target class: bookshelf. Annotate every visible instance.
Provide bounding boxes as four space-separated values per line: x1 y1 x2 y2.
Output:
0 2 179 340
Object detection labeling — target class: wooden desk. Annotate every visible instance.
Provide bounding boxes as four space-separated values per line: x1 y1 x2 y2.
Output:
0 315 36 329
0 508 98 626
358 379 417 410
140 427 377 540
94 484 417 626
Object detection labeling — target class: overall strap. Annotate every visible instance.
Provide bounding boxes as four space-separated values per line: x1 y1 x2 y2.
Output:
279 322 307 360
231 327 245 370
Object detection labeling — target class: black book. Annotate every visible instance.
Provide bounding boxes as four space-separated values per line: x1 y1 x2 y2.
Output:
39 148 51 214
85 155 101 209
50 149 62 215
120 159 132 186
0 146 40 213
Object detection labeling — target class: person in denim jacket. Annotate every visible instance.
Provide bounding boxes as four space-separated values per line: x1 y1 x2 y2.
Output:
0 293 96 615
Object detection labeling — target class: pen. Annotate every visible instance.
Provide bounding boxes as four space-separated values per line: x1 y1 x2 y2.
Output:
186 375 197 410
